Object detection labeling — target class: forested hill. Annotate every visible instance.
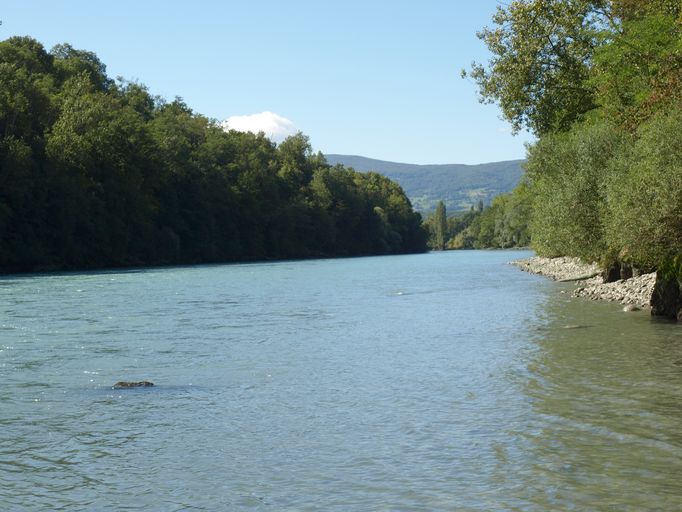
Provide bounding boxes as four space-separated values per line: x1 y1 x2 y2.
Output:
325 154 524 212
0 37 426 273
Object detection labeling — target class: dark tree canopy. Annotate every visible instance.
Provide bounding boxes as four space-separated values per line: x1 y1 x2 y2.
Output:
0 37 426 272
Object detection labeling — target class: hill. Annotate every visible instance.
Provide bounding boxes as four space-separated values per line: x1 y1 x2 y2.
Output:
325 155 525 213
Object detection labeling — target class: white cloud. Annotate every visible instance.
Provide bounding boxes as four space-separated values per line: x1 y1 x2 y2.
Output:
221 111 297 143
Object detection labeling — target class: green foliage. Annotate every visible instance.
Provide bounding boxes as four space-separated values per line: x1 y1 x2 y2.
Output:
325 154 524 213
449 182 532 250
471 0 682 276
526 119 626 260
51 43 111 91
422 184 531 251
485 182 532 248
604 109 682 269
658 255 682 282
277 132 315 189
0 36 427 271
591 7 682 128
467 0 681 135
428 201 448 250
465 0 603 135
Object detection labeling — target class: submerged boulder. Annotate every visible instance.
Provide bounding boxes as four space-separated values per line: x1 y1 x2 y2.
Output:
112 381 154 389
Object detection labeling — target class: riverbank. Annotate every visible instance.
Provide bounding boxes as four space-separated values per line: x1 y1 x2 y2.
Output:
512 256 656 309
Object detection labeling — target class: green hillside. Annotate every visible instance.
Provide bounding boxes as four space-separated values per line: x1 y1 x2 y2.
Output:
325 155 524 212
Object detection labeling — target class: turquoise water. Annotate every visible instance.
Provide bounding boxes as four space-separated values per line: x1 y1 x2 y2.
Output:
1 251 681 510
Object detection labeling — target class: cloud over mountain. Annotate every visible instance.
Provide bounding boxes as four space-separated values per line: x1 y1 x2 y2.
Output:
221 111 297 142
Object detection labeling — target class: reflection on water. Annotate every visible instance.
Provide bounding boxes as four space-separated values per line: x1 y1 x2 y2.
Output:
519 295 682 510
0 251 681 510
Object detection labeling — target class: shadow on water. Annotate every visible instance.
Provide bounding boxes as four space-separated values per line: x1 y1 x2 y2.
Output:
0 267 150 282
0 252 422 282
515 294 682 510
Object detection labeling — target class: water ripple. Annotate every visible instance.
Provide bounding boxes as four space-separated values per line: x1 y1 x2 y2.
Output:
1 251 681 510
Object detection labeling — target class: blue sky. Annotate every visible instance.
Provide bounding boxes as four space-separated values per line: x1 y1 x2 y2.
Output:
2 1 533 164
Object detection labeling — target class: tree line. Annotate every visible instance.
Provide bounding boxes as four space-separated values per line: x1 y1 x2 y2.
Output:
0 36 426 272
423 190 531 251
459 1 681 280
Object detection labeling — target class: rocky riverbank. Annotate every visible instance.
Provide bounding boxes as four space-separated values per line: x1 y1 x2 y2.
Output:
511 256 601 282
511 256 656 309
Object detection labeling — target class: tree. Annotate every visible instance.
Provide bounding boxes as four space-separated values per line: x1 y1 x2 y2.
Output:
525 118 625 260
467 0 682 321
0 35 428 271
590 2 682 128
604 108 682 269
277 132 315 190
464 0 605 135
51 43 111 91
431 200 447 250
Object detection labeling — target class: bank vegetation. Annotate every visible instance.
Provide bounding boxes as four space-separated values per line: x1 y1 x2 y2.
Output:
455 0 682 319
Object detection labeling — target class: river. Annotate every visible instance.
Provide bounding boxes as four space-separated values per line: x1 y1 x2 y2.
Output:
1 250 681 510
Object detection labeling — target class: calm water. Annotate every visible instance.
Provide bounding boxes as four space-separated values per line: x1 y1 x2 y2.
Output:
1 250 681 511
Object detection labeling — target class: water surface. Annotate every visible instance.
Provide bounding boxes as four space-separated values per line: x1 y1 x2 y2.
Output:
1 251 681 510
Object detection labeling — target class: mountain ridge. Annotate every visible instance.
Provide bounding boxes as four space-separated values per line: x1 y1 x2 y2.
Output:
324 154 525 213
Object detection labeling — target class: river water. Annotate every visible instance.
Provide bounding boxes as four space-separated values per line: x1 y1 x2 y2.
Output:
1 250 681 510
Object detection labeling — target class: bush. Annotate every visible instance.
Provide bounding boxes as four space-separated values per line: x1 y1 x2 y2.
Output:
605 109 682 270
526 119 626 261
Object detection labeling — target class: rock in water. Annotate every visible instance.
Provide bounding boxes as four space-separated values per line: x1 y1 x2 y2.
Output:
112 381 154 389
623 304 641 312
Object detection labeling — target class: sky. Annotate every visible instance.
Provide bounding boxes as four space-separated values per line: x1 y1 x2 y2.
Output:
1 1 533 164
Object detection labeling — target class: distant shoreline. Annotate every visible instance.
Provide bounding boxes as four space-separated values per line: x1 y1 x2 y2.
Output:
511 256 655 309
0 250 429 278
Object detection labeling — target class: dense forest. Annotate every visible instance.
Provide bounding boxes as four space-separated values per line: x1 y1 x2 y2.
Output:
462 0 682 317
0 36 426 272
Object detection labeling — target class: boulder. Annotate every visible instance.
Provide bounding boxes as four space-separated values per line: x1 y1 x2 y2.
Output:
603 261 637 282
603 262 621 283
620 263 633 280
650 275 682 320
112 381 154 389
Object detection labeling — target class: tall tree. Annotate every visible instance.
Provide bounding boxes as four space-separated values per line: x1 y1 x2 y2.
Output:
432 200 447 250
464 0 606 135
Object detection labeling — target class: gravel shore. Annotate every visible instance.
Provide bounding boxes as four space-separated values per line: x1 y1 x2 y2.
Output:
511 256 601 281
511 256 656 309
